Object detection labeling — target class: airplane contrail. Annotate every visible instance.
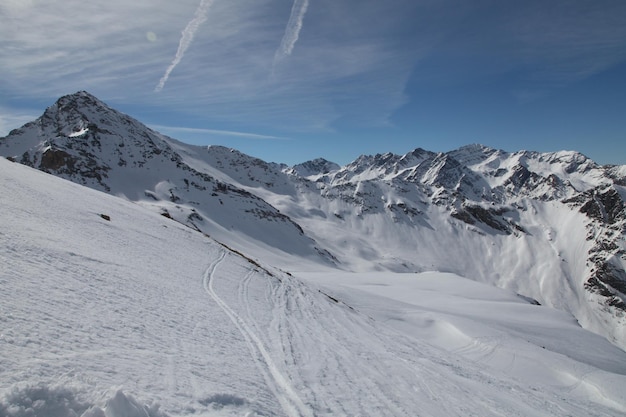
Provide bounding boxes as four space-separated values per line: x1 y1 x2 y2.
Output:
273 0 309 66
155 0 215 92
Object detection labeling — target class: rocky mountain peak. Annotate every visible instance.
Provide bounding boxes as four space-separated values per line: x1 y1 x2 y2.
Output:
289 158 340 177
448 144 501 166
55 90 106 108
41 91 117 131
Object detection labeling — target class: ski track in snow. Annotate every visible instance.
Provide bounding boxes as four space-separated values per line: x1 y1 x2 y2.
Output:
203 250 313 417
266 277 413 416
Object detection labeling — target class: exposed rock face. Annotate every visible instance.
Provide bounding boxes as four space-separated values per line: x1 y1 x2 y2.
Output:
565 187 626 313
289 158 340 177
40 148 76 171
579 188 625 225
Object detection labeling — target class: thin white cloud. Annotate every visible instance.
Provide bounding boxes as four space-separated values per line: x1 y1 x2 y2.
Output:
18 1 626 135
155 0 215 92
273 0 309 66
0 0 421 132
444 1 626 85
0 0 35 16
507 3 626 84
0 109 39 136
150 125 289 141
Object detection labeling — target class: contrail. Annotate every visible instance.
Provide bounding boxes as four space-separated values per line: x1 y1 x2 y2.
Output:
155 0 215 92
273 0 309 66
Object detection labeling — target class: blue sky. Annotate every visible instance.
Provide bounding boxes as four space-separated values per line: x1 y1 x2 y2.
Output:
1 0 625 166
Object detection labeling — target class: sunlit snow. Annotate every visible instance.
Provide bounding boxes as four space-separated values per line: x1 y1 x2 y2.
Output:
68 127 89 138
1 155 626 416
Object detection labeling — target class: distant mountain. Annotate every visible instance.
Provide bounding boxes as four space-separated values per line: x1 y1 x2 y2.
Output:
2 91 625 350
288 158 340 177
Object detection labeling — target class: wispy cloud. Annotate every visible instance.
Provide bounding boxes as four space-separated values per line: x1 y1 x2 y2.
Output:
13 1 624 136
0 0 422 132
506 2 626 84
150 125 289 141
0 0 173 99
0 109 39 136
273 0 309 67
155 0 215 92
1 0 624 166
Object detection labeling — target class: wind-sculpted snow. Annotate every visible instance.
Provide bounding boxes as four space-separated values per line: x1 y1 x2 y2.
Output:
0 385 168 417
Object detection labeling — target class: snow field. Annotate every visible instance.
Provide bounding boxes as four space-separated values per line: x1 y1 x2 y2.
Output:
2 158 626 416
298 270 626 412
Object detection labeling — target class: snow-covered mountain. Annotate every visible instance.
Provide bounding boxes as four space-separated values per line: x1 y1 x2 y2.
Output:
1 91 625 353
2 143 626 417
0 92 333 268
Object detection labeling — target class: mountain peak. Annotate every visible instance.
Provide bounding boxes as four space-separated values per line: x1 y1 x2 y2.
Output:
64 90 100 100
40 90 129 137
290 158 340 177
447 144 502 166
53 90 109 109
457 143 497 153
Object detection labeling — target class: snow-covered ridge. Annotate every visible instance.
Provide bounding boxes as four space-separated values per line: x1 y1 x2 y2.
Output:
1 91 625 351
0 92 333 268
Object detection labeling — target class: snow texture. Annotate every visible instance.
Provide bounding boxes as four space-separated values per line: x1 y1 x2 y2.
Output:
2 149 626 416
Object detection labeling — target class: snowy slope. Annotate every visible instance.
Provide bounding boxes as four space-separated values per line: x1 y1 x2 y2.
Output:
2 157 626 416
1 91 625 352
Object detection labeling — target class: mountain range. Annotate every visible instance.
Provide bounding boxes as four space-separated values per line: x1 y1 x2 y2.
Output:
2 91 626 416
1 90 625 353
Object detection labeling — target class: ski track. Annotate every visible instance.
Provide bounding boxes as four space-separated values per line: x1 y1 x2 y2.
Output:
203 250 313 417
267 278 411 416
212 254 623 416
205 252 413 415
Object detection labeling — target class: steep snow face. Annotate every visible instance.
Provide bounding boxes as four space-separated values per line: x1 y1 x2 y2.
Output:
2 157 626 417
1 91 625 350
